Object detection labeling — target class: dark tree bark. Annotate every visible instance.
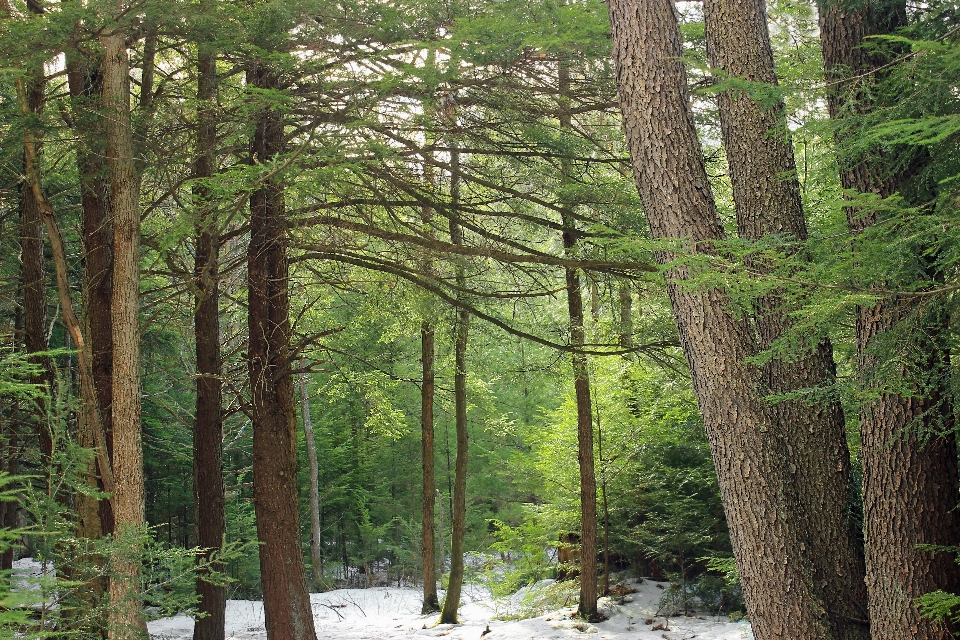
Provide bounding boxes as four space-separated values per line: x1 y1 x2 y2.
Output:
101 5 147 635
67 40 115 539
607 1 835 637
247 59 318 640
420 116 440 613
702 2 869 637
819 3 960 638
420 321 440 613
558 60 598 620
439 136 469 626
617 283 632 351
192 13 227 639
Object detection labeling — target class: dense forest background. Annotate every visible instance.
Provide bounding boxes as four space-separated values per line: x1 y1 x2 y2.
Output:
0 0 959 639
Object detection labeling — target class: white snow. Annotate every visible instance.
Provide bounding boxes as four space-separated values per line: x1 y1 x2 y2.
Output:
147 579 753 640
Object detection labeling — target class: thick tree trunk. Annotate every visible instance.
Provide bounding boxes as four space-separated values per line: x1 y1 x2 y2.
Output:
702 2 869 637
299 365 323 589
439 141 469 626
101 9 147 637
820 4 960 638
247 60 318 640
192 19 227 640
558 60 598 621
607 1 834 637
67 42 116 539
420 321 440 613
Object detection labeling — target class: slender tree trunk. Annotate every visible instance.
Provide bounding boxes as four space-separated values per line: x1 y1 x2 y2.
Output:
247 59 318 640
192 15 227 639
702 2 869 637
558 60 599 621
299 363 323 589
419 104 441 611
439 134 469 626
19 55 53 464
819 4 960 638
101 5 147 636
607 2 833 637
617 283 632 351
420 321 440 613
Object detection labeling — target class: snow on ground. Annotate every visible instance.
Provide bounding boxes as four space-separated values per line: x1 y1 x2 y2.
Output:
148 579 753 640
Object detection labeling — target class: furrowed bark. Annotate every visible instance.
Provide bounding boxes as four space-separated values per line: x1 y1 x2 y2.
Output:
192 12 227 638
67 38 116 539
247 58 318 640
607 1 831 637
102 6 147 634
820 3 960 637
703 2 868 637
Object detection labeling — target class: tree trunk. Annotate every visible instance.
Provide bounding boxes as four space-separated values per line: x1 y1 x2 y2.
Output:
247 59 318 640
192 15 227 639
702 2 869 637
819 4 960 638
617 283 632 351
558 60 599 621
101 6 147 636
67 39 116 540
439 137 469 626
420 321 440 613
606 1 834 637
299 363 323 589
19 55 53 464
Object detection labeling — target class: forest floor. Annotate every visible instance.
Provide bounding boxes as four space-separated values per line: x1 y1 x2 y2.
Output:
147 577 754 640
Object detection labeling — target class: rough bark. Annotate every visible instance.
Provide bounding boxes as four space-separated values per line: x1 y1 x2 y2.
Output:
101 8 146 636
247 59 318 640
820 3 960 638
420 321 440 613
67 40 115 539
192 18 227 640
299 364 323 589
439 139 469 626
606 1 833 637
703 2 869 637
558 60 598 620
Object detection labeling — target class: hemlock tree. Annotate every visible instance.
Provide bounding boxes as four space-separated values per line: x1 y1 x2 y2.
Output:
246 31 318 640
100 0 148 636
192 0 227 636
702 1 869 637
819 1 960 637
606 1 859 637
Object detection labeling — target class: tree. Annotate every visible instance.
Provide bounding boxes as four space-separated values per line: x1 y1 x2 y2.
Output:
702 1 869 637
606 0 843 637
439 114 471 625
192 0 227 635
101 0 147 635
247 44 318 640
558 59 599 620
819 2 960 638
